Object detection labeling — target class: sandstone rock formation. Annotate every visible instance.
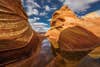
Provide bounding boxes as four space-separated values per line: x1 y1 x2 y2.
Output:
81 12 100 59
50 5 78 27
81 12 100 37
0 0 40 66
46 5 100 52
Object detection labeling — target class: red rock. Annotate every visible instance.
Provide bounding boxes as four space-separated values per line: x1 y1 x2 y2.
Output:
46 5 100 52
0 0 40 66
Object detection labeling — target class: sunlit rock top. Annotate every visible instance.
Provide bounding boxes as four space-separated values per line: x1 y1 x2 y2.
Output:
82 11 100 19
50 5 80 27
46 5 100 51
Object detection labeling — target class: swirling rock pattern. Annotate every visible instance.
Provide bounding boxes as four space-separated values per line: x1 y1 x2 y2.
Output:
0 0 40 65
46 5 100 53
46 5 100 67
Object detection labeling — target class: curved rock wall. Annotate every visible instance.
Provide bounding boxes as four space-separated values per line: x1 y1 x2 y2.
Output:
46 5 100 51
0 0 40 65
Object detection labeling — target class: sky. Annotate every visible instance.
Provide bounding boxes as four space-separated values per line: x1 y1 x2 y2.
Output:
21 0 100 32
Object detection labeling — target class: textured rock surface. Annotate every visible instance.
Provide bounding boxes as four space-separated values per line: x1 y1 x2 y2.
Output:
45 5 100 67
81 12 100 37
46 5 100 51
0 0 40 65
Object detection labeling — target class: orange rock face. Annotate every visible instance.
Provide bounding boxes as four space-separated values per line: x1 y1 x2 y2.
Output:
46 5 100 51
50 5 78 27
0 0 40 65
81 12 100 37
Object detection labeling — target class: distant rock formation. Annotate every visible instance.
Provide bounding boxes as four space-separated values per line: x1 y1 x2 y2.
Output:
0 0 40 65
46 5 100 52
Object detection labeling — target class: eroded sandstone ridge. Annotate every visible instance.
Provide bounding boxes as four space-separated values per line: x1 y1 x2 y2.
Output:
46 5 100 67
0 0 40 66
46 5 100 53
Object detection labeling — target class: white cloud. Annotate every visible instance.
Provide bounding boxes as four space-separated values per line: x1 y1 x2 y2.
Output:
24 0 57 16
25 0 40 16
48 19 51 22
33 2 41 8
32 9 39 15
40 6 57 16
26 0 40 8
32 23 48 26
27 7 39 16
63 0 99 12
45 5 50 11
28 19 35 23
51 7 57 10
28 19 49 32
44 5 57 11
28 17 40 23
40 12 47 16
27 7 33 16
31 22 49 32
59 0 64 2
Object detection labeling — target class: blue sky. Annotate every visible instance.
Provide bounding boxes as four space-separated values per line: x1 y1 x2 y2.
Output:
21 0 100 32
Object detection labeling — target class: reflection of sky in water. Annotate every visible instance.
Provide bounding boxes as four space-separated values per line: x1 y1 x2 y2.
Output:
22 0 100 32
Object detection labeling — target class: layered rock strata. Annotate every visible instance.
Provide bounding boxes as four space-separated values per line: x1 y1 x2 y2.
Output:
0 0 40 66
